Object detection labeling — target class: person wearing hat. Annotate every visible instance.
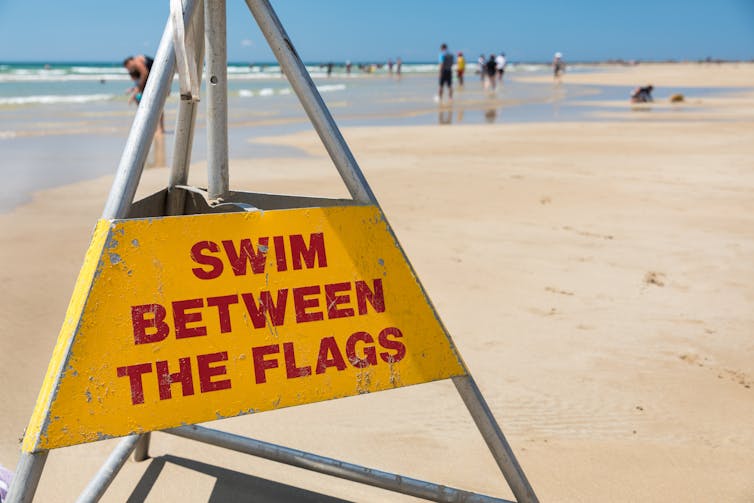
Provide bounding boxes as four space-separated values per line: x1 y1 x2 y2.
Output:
553 52 565 82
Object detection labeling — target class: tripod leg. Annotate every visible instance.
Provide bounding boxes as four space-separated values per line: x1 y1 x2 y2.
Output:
5 451 48 503
131 433 151 462
102 0 200 220
244 0 375 205
205 0 229 203
453 375 539 503
167 0 205 216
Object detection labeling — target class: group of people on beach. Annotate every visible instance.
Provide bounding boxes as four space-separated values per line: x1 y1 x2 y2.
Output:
438 43 567 102
437 45 507 101
121 46 571 123
478 52 508 91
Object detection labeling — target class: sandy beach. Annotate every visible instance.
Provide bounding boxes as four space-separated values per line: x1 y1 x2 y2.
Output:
1 63 753 502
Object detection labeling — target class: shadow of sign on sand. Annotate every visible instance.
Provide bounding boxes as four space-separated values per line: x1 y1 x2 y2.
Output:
126 454 353 503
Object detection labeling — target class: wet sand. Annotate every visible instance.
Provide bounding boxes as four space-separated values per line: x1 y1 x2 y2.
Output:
1 63 753 502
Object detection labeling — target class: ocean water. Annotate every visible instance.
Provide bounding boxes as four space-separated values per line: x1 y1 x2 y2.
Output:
0 61 732 211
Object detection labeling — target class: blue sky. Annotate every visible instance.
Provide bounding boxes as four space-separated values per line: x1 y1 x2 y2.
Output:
0 0 752 63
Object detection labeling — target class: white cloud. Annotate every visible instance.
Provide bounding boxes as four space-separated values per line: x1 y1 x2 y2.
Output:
241 39 254 47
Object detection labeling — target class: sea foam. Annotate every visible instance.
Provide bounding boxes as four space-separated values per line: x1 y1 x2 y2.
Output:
0 94 114 105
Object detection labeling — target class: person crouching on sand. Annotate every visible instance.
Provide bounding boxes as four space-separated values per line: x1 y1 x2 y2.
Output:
123 55 164 134
630 85 654 103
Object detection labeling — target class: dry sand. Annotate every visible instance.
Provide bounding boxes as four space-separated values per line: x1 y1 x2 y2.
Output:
1 63 753 502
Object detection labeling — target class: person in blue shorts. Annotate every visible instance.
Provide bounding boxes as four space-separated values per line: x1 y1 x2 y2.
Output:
438 43 454 102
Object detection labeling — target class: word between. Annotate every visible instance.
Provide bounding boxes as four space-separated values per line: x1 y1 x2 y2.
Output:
130 278 385 344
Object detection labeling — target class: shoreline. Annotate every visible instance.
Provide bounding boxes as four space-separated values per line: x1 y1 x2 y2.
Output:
2 63 754 215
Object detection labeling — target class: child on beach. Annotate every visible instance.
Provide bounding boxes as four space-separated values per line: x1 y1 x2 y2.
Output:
456 52 466 87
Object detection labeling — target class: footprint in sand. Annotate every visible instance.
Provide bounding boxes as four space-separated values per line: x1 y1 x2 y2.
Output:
680 353 751 389
644 271 666 287
545 286 574 296
562 225 614 240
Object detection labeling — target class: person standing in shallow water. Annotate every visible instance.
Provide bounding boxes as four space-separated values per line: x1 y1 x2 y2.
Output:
485 54 497 91
496 52 507 84
437 43 454 102
553 52 566 82
456 52 466 87
123 54 164 133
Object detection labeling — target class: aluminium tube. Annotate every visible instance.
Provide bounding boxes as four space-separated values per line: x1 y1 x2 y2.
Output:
132 433 151 463
244 0 376 205
5 451 48 503
166 425 514 503
453 375 539 503
167 0 205 216
75 435 141 503
101 0 200 220
204 0 229 202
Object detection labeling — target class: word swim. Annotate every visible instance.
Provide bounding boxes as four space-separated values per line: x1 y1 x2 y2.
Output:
190 232 327 280
130 278 385 344
116 328 406 405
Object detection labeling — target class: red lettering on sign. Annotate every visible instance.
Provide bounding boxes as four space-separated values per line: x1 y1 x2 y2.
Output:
190 233 327 280
316 336 347 374
156 357 194 400
378 327 406 363
283 342 312 378
325 282 355 319
131 304 169 345
117 363 153 404
345 331 377 368
190 241 223 280
356 278 385 315
249 327 407 386
241 290 288 329
293 285 324 323
273 235 288 272
172 298 207 339
222 237 268 276
197 351 232 392
252 344 280 384
291 232 327 270
206 295 239 333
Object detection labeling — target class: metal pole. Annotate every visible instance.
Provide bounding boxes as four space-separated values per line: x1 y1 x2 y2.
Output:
166 425 514 503
244 0 376 205
101 0 199 220
7 5 201 503
453 375 539 503
205 0 229 202
132 433 151 463
5 451 48 503
167 0 205 216
76 436 141 503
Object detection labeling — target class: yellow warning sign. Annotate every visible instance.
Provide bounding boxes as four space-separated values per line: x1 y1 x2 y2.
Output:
24 205 466 452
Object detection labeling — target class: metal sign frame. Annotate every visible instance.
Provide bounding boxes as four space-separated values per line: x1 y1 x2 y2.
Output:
7 1 538 502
